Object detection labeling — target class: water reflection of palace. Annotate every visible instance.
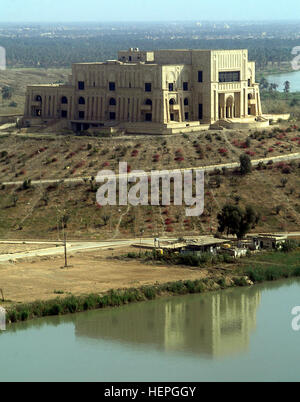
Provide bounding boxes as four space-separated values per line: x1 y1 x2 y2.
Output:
75 287 261 358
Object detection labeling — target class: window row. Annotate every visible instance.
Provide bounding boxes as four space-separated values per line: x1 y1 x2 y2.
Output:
78 81 116 91
77 81 193 93
35 95 68 104
76 112 191 122
219 71 240 83
61 109 195 121
35 95 190 107
78 97 190 106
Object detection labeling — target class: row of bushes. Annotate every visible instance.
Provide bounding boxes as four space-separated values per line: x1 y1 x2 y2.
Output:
7 277 245 325
243 246 300 282
126 250 236 267
244 264 300 283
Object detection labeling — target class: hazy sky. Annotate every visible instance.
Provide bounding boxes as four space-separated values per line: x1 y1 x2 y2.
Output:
1 0 300 22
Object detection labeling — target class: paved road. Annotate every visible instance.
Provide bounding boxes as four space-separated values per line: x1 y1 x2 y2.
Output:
0 239 137 262
2 152 300 187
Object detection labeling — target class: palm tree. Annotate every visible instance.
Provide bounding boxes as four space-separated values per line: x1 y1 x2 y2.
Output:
269 83 279 92
284 81 290 93
259 77 269 91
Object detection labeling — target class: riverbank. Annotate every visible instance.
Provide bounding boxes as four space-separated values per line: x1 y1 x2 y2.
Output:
4 275 251 324
4 248 300 325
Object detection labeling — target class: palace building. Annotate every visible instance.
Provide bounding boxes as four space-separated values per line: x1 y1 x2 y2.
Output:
24 48 265 134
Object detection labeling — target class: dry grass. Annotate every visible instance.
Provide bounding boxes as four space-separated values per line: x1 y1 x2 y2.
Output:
0 247 210 305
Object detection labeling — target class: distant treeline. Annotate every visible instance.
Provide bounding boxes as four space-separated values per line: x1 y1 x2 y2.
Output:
0 36 297 68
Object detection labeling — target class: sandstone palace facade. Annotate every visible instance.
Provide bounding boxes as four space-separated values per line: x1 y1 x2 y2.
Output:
24 48 264 134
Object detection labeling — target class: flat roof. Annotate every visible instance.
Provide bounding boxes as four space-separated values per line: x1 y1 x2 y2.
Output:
161 237 229 249
248 234 287 239
185 238 229 247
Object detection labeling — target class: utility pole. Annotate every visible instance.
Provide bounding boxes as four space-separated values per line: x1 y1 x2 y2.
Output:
57 206 69 268
139 229 144 257
61 216 69 268
63 228 68 268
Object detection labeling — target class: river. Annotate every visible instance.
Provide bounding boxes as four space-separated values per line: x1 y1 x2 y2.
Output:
1 279 300 382
266 70 300 92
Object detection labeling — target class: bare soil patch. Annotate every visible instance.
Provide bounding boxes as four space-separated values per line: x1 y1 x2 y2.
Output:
0 247 214 305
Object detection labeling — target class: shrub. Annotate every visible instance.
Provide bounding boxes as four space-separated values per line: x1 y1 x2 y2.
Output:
127 252 138 258
142 287 156 300
218 148 228 155
83 295 100 311
63 296 79 313
21 179 32 190
281 240 299 253
48 303 62 316
240 154 252 175
20 310 29 321
246 267 265 282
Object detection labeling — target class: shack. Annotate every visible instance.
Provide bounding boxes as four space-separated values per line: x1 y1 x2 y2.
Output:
181 237 229 256
248 234 287 250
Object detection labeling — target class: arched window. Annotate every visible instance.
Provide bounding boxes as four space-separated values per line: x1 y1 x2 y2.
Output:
78 97 85 105
145 99 152 105
248 93 253 100
61 96 68 104
184 98 189 106
169 98 176 105
35 95 42 102
109 98 116 106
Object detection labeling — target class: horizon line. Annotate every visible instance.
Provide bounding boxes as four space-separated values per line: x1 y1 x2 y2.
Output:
1 19 300 24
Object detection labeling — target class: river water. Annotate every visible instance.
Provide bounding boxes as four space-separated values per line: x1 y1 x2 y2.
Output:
266 70 300 92
1 279 300 382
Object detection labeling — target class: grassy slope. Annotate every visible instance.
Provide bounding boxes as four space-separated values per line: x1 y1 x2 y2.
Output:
0 155 299 240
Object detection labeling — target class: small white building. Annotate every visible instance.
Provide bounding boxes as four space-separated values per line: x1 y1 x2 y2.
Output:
248 234 287 250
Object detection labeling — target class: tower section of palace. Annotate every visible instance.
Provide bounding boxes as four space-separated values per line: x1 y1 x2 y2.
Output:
24 48 263 134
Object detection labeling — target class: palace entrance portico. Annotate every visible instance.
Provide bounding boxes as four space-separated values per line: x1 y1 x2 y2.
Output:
218 93 241 119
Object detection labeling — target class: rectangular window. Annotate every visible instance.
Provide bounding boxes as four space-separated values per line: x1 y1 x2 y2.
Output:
109 82 116 91
110 112 116 120
219 71 240 83
169 83 174 92
78 81 85 90
78 111 85 119
198 104 203 120
145 113 152 122
198 71 203 83
248 79 251 87
170 113 174 121
61 110 68 118
183 82 189 91
185 112 189 121
145 83 152 92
